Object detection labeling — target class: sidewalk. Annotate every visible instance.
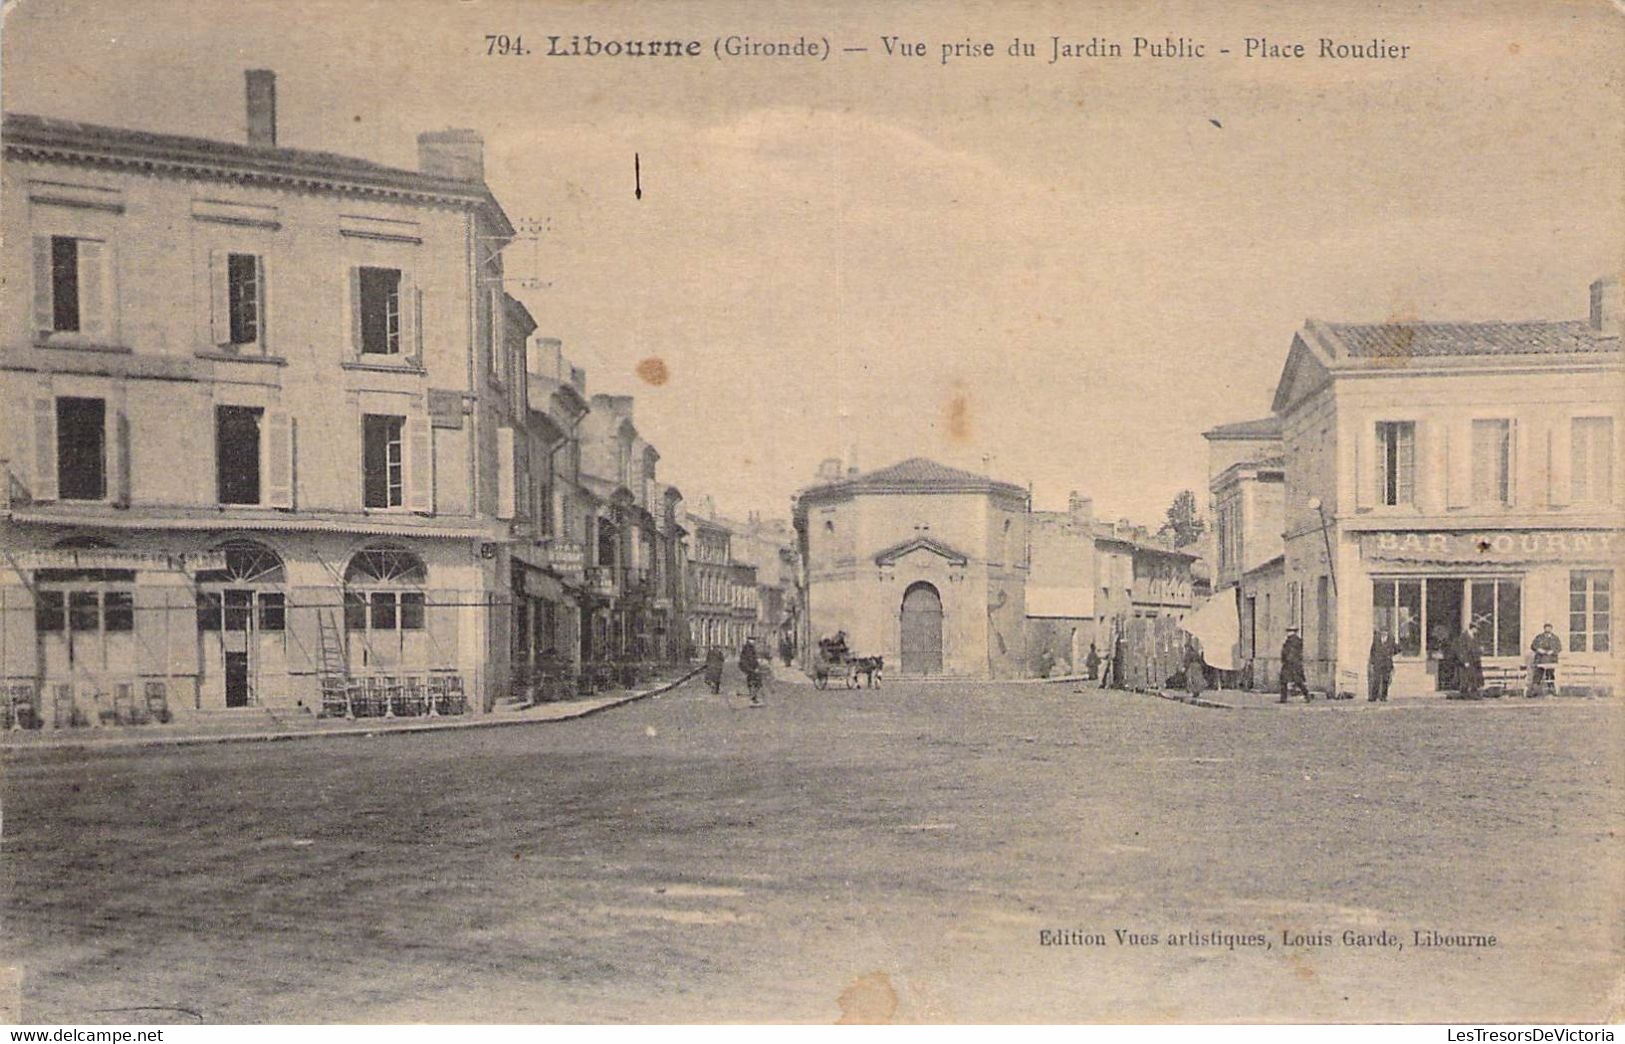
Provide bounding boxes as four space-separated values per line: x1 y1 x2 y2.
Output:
0 667 702 756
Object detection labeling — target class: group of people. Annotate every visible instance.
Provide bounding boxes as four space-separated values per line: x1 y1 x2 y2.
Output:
1283 620 1569 703
702 637 767 707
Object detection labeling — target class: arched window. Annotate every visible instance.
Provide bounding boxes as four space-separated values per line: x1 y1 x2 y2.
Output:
196 540 287 633
343 544 427 633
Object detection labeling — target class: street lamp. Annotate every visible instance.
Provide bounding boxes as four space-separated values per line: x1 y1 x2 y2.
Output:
1308 496 1339 697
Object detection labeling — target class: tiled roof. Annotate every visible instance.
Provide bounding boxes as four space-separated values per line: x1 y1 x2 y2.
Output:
1320 320 1617 360
1203 415 1281 439
799 457 1027 501
3 112 514 234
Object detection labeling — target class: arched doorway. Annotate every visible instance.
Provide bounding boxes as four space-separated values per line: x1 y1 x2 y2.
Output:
900 582 944 675
196 540 287 708
343 544 428 673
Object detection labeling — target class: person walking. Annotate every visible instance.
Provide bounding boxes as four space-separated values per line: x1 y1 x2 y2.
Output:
1368 627 1399 702
1085 642 1101 681
739 638 764 707
1530 623 1561 697
703 646 725 695
1183 639 1206 702
1279 627 1312 703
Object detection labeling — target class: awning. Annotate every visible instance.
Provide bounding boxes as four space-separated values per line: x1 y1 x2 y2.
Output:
1178 592 1239 670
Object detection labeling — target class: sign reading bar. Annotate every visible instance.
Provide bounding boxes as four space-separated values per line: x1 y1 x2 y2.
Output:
14 550 230 572
1362 530 1620 565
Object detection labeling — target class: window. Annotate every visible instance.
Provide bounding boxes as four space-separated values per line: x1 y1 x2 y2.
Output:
36 235 111 338
52 237 81 332
362 414 405 508
343 591 368 632
227 253 261 346
197 591 224 631
370 591 397 630
258 592 286 631
69 591 100 632
56 397 106 501
35 591 65 632
1376 422 1415 506
1468 578 1521 656
1572 417 1615 504
358 267 401 355
1570 571 1612 653
1373 580 1422 656
1472 419 1513 506
216 406 263 505
104 591 134 632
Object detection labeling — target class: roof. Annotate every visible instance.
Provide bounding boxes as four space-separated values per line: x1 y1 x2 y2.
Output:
3 112 515 238
1314 319 1618 360
1203 415 1281 440
797 457 1028 504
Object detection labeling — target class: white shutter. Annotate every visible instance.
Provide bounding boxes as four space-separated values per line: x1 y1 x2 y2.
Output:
31 397 57 502
405 415 433 514
346 266 362 355
264 409 294 508
110 407 131 506
495 425 516 519
1447 420 1473 509
1550 418 1572 507
489 288 506 383
255 254 270 352
399 268 420 362
1510 419 1528 507
1612 416 1624 506
1419 418 1447 513
77 239 109 340
32 237 54 335
1353 425 1371 511
209 249 231 347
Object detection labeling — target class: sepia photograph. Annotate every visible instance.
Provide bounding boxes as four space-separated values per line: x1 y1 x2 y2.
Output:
0 0 1621 1028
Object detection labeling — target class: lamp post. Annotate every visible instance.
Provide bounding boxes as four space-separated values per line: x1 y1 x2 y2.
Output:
1308 496 1338 696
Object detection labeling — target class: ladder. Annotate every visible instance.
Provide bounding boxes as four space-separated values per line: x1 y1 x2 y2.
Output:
316 608 348 680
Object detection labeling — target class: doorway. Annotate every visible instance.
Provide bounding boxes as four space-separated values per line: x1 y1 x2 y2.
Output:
225 651 250 708
1426 578 1465 690
900 582 943 675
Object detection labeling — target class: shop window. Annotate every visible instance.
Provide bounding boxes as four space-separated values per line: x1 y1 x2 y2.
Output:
1572 418 1615 505
343 591 368 631
1471 419 1513 506
197 591 224 631
400 592 426 630
35 591 65 632
370 591 397 630
69 591 100 632
56 397 107 501
1373 580 1423 656
1468 578 1521 657
1570 571 1612 653
362 414 405 508
216 406 263 505
258 592 286 631
104 591 134 632
1376 421 1415 506
223 589 254 631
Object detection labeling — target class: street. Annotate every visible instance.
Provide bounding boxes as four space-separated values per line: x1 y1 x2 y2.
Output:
3 675 1621 1024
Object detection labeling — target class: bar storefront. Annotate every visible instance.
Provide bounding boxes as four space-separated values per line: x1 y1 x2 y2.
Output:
1357 529 1617 695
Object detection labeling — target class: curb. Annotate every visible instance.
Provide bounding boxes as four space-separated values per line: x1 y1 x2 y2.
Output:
0 667 704 758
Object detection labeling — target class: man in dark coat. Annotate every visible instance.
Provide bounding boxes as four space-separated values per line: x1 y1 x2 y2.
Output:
1085 642 1101 681
703 646 725 694
1453 626 1484 699
1368 627 1399 702
1279 628 1311 703
1530 623 1561 697
740 638 763 707
1183 640 1206 701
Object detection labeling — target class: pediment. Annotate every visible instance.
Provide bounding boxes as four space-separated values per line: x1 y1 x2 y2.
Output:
874 536 970 567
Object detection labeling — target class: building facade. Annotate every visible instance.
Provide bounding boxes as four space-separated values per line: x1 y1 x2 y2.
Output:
0 74 530 715
1204 416 1286 686
794 458 1030 679
1272 277 1622 696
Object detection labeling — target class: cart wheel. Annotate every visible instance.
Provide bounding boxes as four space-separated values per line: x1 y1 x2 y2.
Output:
815 674 829 690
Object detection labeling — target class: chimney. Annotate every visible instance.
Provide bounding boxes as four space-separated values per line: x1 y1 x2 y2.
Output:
529 336 562 377
1068 491 1094 527
817 458 843 482
1590 276 1621 337
245 69 277 147
417 128 485 182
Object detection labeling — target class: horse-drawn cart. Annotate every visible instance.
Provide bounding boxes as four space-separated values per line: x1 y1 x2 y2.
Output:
813 650 861 690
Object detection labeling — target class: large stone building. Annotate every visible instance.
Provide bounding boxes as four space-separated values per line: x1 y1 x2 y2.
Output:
1026 493 1200 676
794 458 1030 679
1203 416 1286 686
1268 277 1622 695
0 72 535 716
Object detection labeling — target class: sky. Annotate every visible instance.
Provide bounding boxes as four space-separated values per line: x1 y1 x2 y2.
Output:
4 0 1621 525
